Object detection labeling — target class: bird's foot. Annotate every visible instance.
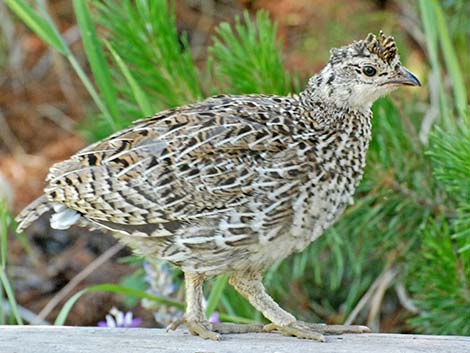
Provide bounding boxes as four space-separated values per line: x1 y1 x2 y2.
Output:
263 321 370 342
263 321 326 341
167 318 266 339
167 318 220 340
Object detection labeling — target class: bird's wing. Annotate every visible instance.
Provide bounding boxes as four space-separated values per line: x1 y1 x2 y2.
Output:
45 96 307 236
15 195 52 232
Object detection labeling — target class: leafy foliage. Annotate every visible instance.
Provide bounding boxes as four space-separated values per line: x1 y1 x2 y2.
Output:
408 220 470 335
0 201 23 325
95 0 203 110
429 116 470 202
208 11 299 95
403 1 470 335
407 111 470 335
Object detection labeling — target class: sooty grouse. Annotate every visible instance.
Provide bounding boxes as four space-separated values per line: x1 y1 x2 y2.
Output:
16 31 420 341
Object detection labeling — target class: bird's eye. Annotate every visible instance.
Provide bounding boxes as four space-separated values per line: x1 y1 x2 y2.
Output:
362 66 377 77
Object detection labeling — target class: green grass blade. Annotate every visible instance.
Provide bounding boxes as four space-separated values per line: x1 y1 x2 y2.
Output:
67 55 114 124
419 0 452 126
6 0 115 126
54 282 252 325
220 293 236 316
208 10 294 95
96 0 203 108
0 206 7 270
0 202 23 325
0 271 23 324
205 275 228 317
106 42 154 116
0 202 8 325
91 284 185 308
73 0 119 129
34 0 71 54
54 284 185 325
4 0 68 54
432 0 468 116
218 313 254 324
54 288 87 326
0 284 5 324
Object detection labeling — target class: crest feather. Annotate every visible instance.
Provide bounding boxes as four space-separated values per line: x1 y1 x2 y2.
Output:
329 31 399 65
365 31 397 64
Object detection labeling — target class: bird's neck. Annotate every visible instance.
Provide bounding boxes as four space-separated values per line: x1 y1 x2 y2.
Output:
299 69 373 114
296 77 373 181
298 82 372 133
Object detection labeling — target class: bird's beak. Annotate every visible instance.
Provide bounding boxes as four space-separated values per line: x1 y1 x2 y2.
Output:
385 65 421 87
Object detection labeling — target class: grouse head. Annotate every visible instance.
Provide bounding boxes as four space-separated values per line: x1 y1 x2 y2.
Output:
309 31 421 109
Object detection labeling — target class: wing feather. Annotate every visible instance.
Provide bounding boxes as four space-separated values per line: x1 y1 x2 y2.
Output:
44 95 306 237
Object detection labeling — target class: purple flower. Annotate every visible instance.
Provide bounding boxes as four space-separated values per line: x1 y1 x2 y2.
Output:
209 311 220 323
98 307 142 328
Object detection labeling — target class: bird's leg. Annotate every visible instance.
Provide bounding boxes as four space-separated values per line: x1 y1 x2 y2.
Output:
229 272 369 341
229 272 297 326
167 272 220 340
166 272 264 338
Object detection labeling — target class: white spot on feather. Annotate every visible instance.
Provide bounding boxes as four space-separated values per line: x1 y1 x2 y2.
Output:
50 206 80 230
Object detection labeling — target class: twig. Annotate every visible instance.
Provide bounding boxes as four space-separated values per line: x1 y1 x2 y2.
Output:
30 25 81 79
37 104 76 133
50 48 85 119
395 1 427 52
0 1 25 92
376 166 455 216
367 267 398 331
390 179 454 216
396 1 440 144
37 242 125 321
419 71 440 144
0 109 26 155
390 180 436 209
0 2 14 86
0 172 14 207
345 265 390 326
391 96 420 145
2 300 50 325
395 281 420 314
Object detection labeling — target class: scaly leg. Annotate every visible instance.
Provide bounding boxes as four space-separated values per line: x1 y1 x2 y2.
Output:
229 272 369 342
167 272 220 340
167 272 266 339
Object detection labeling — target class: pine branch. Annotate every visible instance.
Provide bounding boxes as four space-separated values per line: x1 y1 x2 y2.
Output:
389 180 455 216
408 220 470 335
95 0 203 110
208 11 298 95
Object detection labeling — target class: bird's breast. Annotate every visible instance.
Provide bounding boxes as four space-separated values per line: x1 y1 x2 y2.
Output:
289 117 371 251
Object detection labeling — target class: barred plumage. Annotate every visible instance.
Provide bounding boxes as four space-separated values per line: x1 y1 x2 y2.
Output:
16 32 420 341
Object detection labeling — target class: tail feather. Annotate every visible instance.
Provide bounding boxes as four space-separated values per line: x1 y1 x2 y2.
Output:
15 195 52 232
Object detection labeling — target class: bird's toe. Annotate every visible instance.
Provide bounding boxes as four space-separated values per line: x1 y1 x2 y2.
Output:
263 321 326 342
167 318 221 340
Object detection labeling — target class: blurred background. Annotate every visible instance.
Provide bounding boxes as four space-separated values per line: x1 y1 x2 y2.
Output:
0 0 469 335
